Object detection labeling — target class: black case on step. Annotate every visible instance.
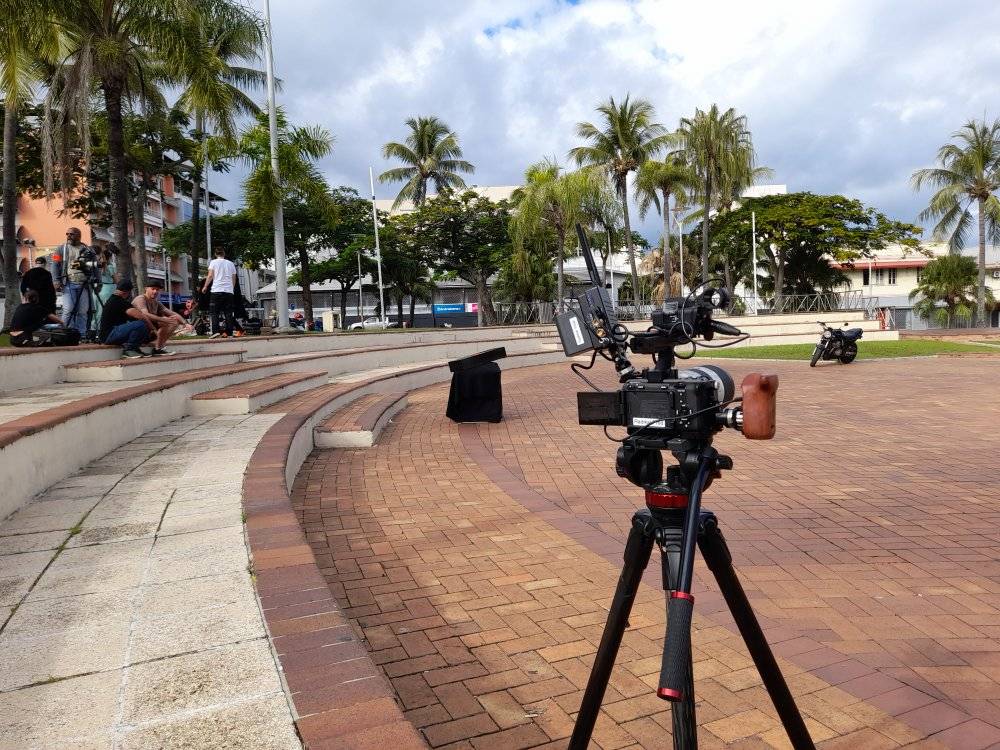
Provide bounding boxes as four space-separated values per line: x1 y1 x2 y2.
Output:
446 349 505 423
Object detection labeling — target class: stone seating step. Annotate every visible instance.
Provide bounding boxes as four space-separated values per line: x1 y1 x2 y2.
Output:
314 391 407 448
189 370 330 415
63 349 245 382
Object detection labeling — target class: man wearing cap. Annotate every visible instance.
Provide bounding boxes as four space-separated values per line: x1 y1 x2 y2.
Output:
98 280 154 358
132 279 185 356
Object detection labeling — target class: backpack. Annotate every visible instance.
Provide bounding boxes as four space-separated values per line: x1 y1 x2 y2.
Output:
35 326 82 347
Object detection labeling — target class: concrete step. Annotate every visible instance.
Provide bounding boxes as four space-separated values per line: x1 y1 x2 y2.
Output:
189 371 330 415
63 350 245 382
314 392 407 449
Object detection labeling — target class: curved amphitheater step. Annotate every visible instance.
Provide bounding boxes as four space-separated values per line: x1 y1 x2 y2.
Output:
63 349 245 382
190 371 330 415
314 391 407 448
0 414 300 749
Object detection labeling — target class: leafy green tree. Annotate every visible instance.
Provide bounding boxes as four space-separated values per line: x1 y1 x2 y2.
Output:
402 190 512 326
47 0 219 288
494 242 555 305
510 160 598 310
1 0 59 325
705 193 922 305
237 109 333 324
908 254 994 327
309 187 379 328
676 104 758 282
635 154 697 290
379 116 474 208
912 119 1000 327
161 210 270 266
173 0 266 296
570 96 670 300
379 221 435 327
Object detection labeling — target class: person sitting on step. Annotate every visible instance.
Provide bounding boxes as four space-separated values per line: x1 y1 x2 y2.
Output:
131 279 184 356
9 289 63 347
98 280 155 358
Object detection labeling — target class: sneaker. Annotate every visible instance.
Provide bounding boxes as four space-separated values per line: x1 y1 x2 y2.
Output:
122 349 144 359
150 348 176 356
209 332 222 339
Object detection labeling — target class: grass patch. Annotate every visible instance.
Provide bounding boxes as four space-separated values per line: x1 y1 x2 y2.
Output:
693 339 999 361
0 333 9 348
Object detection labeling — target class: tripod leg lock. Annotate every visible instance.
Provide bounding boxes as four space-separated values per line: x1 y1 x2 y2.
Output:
658 591 695 701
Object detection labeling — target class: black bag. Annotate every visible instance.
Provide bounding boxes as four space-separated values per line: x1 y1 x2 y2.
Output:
34 326 82 347
446 361 503 423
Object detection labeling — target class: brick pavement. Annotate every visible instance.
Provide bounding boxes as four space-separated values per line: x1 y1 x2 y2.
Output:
291 355 1000 749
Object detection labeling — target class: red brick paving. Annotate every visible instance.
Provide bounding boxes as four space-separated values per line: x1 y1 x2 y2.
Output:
291 355 1000 748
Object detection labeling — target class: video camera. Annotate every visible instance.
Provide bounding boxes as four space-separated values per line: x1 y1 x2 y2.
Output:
555 224 777 491
70 246 102 284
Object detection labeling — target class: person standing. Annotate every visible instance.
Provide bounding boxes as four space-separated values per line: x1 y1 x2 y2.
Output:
202 248 237 338
20 256 57 314
54 227 93 336
97 244 119 306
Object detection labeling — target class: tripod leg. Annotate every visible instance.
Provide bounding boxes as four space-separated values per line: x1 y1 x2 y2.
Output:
671 659 697 750
698 514 816 750
570 510 656 750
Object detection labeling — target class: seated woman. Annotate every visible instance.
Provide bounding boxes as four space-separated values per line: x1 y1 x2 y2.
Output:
9 289 63 347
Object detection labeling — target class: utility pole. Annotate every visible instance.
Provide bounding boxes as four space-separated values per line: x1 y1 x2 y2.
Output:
368 167 386 324
263 0 289 328
751 211 758 315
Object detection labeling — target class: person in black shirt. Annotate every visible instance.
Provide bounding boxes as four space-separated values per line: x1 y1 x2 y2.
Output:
99 280 153 358
20 257 57 314
9 290 62 347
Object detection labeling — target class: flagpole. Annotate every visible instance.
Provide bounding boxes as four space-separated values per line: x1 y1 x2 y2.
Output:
369 167 386 324
264 0 289 329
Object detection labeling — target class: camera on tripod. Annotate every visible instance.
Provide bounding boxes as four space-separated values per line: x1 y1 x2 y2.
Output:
555 225 777 492
71 247 102 285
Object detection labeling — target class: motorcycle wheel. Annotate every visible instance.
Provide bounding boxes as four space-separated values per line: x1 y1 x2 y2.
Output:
839 342 858 364
810 344 823 367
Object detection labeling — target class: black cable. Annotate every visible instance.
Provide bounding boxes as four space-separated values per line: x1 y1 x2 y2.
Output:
571 349 605 392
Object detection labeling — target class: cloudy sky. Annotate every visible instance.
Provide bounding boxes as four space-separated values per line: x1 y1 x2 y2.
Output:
218 0 1000 243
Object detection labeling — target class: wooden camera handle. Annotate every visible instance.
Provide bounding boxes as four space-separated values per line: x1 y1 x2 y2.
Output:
741 373 778 440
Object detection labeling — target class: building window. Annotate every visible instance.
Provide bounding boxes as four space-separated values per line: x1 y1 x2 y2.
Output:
887 268 897 285
862 268 870 285
874 268 884 284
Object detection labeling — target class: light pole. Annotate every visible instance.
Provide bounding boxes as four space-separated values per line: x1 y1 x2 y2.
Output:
204 138 212 264
368 167 386 324
673 207 685 294
751 211 758 315
263 0 289 328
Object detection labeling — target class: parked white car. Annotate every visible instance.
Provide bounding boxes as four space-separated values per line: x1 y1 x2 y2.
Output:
348 317 399 331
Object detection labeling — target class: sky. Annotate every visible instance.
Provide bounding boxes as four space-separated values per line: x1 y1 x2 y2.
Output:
215 0 1000 244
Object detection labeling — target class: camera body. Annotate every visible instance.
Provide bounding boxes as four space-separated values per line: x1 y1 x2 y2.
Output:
71 247 101 279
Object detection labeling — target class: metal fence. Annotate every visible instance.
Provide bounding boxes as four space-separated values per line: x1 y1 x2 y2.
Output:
493 301 556 325
608 290 879 319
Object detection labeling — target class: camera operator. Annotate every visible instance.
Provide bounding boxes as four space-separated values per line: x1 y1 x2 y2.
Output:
20 257 57 315
54 227 94 336
9 289 63 347
132 279 184 356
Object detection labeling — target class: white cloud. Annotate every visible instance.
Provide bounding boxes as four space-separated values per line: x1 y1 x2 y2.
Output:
217 0 1000 242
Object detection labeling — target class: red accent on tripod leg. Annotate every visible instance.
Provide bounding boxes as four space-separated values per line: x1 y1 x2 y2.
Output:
645 489 688 508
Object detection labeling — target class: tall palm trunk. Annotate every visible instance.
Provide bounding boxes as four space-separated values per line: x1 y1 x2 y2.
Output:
103 82 133 287
409 296 416 327
131 175 148 289
297 245 313 328
661 189 672 293
977 196 987 327
2 100 19 328
701 172 712 283
188 117 205 298
556 224 565 312
603 231 612 287
619 183 640 303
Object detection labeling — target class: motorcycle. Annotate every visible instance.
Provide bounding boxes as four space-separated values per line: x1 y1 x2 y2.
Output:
810 321 863 366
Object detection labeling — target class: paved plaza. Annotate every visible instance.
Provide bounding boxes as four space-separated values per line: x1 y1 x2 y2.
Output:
293 355 1000 749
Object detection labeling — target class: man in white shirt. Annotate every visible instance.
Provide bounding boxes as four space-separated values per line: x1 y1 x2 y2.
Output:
201 248 238 337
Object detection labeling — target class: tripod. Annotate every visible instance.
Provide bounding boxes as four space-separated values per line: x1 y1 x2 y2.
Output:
569 445 815 750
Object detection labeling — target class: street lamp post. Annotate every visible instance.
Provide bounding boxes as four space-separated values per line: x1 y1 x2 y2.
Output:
263 0 289 329
368 167 386 324
751 210 758 315
673 207 685 294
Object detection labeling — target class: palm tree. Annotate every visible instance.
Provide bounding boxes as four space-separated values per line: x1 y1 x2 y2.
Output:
510 159 596 311
578 174 622 285
379 116 474 208
635 154 697 293
569 95 671 301
677 104 757 283
48 0 216 287
1 0 58 326
912 119 1000 327
909 254 994 327
172 0 266 296
238 109 333 326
